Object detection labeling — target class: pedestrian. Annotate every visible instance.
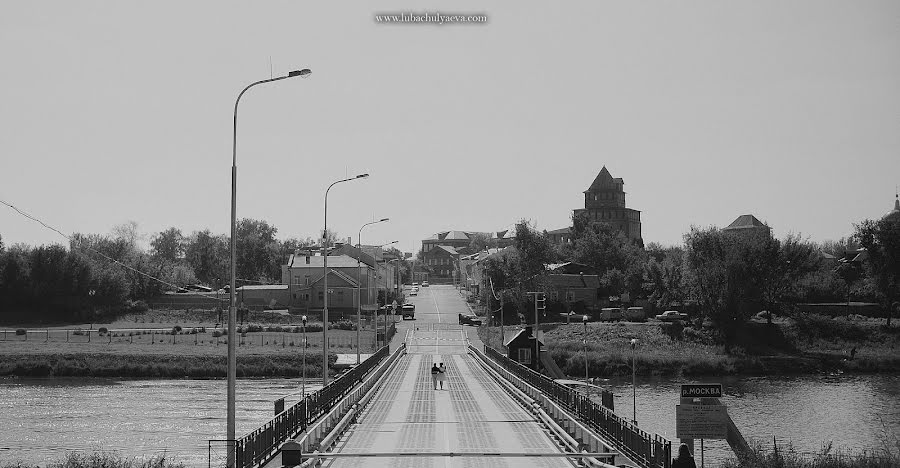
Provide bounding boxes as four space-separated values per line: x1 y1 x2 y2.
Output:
438 362 447 390
431 362 439 390
672 443 697 468
850 347 857 360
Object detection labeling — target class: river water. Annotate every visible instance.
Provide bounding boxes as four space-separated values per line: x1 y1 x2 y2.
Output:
0 375 898 467
600 373 900 466
0 378 321 467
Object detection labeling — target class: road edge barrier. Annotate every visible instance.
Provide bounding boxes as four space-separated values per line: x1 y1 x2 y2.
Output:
474 344 672 468
226 344 398 468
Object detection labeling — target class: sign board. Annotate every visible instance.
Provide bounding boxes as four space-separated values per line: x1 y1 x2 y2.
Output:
681 384 722 399
676 404 727 439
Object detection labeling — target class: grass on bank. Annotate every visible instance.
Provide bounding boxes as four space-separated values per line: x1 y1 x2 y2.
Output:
478 314 900 377
723 436 900 468
0 351 336 378
1 451 184 468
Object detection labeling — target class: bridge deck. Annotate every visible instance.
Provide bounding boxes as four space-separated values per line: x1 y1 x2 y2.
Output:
324 330 570 467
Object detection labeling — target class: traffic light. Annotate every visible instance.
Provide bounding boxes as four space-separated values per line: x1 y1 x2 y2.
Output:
535 292 546 317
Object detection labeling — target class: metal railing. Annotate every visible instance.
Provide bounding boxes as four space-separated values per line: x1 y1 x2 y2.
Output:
229 345 391 468
482 345 671 468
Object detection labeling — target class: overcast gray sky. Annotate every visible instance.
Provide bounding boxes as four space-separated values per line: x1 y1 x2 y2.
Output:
2 1 898 255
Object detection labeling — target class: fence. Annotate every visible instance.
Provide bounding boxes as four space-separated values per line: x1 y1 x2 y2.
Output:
482 345 671 468
228 345 391 468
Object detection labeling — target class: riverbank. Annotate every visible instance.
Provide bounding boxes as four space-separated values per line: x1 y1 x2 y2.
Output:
1 452 185 468
0 351 333 378
478 315 900 377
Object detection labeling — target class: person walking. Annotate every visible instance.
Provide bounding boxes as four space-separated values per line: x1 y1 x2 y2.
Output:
672 443 697 468
438 362 447 390
431 363 439 390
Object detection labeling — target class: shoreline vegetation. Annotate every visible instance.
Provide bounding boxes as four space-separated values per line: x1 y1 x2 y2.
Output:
478 314 900 377
1 452 186 468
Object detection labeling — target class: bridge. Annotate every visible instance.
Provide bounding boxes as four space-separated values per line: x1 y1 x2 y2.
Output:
217 285 672 468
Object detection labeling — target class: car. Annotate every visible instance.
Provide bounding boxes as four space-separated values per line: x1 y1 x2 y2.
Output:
458 313 482 326
599 308 623 322
655 310 689 322
401 303 416 320
422 281 429 287
412 282 419 287
409 289 417 296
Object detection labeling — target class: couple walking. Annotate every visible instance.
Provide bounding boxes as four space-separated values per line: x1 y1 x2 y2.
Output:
431 362 447 390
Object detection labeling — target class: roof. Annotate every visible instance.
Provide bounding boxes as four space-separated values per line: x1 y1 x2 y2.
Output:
546 227 571 235
288 254 365 269
545 262 594 274
236 284 289 291
308 269 360 288
585 166 624 193
443 230 471 241
723 214 771 231
428 245 460 256
328 244 377 267
548 274 601 289
503 327 544 348
883 194 900 221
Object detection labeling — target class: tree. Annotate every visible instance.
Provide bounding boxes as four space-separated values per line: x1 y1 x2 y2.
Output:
0 233 4 253
235 218 279 284
184 229 229 286
854 216 900 327
644 246 684 312
150 227 184 262
467 232 495 253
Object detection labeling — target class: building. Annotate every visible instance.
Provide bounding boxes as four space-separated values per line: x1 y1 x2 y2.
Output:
504 326 545 370
549 166 643 247
722 214 772 238
422 231 484 254
423 245 460 278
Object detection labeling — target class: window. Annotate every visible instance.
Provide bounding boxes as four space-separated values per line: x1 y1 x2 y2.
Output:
305 276 310 286
518 348 532 364
317 291 323 301
566 291 576 302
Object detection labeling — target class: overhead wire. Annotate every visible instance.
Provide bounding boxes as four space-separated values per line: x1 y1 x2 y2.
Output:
0 198 222 302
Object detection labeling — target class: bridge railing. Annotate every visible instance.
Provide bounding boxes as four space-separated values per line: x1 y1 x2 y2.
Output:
482 345 671 468
231 345 391 468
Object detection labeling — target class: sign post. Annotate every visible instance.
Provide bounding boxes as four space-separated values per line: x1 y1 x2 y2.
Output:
678 383 726 467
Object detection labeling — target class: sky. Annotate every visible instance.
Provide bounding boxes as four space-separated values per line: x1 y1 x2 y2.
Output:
1 1 898 256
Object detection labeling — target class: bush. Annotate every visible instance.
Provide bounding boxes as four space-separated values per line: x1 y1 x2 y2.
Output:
72 328 84 336
124 299 150 314
15 329 26 336
98 327 108 335
172 326 182 334
212 330 222 338
332 321 356 331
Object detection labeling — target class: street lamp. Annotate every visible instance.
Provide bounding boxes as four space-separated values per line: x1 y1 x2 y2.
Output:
323 173 368 386
228 68 309 465
376 241 398 349
582 315 589 391
301 315 307 399
357 218 389 364
630 338 638 424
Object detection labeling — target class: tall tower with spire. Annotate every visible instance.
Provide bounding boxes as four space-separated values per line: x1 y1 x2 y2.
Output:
572 166 643 245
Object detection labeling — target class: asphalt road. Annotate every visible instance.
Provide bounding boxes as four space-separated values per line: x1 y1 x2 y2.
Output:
324 285 570 468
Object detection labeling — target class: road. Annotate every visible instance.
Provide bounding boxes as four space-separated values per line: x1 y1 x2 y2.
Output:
321 284 570 468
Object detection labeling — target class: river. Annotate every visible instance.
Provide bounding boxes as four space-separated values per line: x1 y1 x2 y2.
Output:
599 373 900 466
1 374 898 467
0 378 321 467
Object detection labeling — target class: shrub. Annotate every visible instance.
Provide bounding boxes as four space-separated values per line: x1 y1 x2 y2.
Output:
212 330 222 338
15 329 26 336
72 328 84 336
124 299 150 314
172 326 182 334
98 327 108 335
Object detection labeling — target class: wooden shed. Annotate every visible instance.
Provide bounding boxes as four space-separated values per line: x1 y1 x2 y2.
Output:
503 326 545 371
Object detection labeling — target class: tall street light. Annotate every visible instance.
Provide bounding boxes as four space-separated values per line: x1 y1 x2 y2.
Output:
582 315 589 389
631 338 638 424
357 218 389 364
376 241 398 348
322 173 368 386
228 68 310 464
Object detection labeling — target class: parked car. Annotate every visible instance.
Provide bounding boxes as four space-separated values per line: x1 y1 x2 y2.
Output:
401 303 416 320
599 308 623 322
409 289 417 296
421 281 429 287
412 282 419 287
625 307 646 322
458 313 482 326
655 310 689 322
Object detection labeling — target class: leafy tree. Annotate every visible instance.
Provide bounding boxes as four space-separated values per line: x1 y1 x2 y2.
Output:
569 220 646 298
235 218 279 283
150 227 184 262
467 232 495 253
643 246 684 312
184 229 229 286
854 215 900 326
0 233 4 253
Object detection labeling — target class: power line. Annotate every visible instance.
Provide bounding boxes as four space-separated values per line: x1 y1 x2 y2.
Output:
0 198 220 302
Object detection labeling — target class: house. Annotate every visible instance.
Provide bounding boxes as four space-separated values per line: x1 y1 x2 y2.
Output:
234 285 290 310
504 326 545 371
546 227 572 246
722 214 772 238
545 273 603 311
423 245 460 278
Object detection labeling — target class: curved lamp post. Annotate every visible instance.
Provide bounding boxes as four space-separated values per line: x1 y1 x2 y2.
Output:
356 218 389 364
322 173 368 386
301 315 308 399
228 68 309 465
